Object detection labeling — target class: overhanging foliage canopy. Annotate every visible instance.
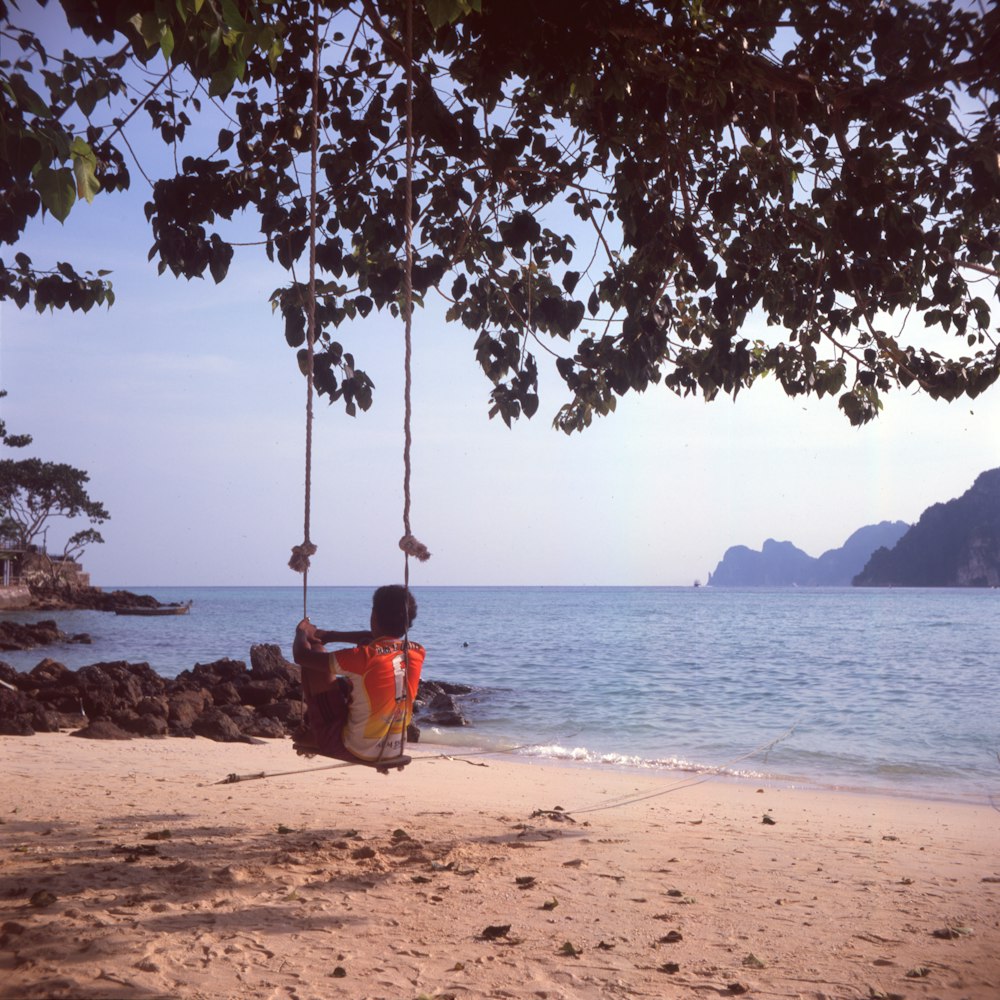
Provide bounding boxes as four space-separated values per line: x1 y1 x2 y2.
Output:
2 0 998 430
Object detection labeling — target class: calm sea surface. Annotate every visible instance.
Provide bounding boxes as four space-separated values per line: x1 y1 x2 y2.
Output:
3 586 999 804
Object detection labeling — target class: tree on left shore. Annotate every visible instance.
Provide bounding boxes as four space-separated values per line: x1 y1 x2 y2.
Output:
0 392 110 570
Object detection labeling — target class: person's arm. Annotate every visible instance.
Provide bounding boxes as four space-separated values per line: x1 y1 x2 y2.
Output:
316 628 373 646
292 618 334 675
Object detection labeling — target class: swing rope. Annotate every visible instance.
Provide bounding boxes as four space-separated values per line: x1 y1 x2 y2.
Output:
289 0 429 765
382 0 429 765
397 0 430 572
291 0 429 592
287 0 323 620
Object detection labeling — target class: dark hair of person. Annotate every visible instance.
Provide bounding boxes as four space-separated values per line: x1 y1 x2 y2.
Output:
372 584 418 637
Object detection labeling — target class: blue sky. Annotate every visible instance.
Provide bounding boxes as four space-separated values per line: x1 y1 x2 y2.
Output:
3 4 999 587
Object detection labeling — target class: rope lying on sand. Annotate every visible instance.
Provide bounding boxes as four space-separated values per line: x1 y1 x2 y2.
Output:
214 739 552 785
555 724 798 817
217 760 365 784
214 725 798 816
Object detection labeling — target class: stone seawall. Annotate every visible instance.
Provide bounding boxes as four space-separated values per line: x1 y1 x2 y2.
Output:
0 585 32 611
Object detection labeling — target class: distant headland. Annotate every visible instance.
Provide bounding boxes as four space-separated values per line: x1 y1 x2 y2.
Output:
708 522 909 587
854 468 1000 587
709 467 1000 588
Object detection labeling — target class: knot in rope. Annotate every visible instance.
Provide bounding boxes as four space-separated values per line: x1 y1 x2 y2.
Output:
399 534 430 562
289 541 318 574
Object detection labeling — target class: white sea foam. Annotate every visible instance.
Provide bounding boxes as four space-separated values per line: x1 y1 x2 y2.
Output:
516 743 764 779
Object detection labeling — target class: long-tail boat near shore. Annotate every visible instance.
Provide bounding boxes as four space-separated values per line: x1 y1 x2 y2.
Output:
114 601 192 617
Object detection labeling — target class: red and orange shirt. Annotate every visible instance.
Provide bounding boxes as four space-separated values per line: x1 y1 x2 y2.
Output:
330 638 425 761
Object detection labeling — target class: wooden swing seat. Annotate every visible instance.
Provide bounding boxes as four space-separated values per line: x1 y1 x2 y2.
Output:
292 742 412 774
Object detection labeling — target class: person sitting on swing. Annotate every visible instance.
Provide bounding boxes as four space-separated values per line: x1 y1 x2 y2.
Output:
292 585 425 763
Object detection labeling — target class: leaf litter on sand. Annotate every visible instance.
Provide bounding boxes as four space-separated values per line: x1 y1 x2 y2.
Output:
530 806 576 823
480 924 510 941
932 925 973 939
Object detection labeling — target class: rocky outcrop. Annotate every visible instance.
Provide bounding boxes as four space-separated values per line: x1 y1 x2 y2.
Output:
22 584 168 613
0 645 470 742
1 552 169 612
0 620 91 652
708 522 909 587
413 680 473 727
0 662 86 735
854 468 1000 587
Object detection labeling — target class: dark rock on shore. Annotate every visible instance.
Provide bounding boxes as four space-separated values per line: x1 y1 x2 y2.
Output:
18 584 174 614
414 679 473 728
76 661 166 719
191 708 245 742
0 643 472 743
0 620 92 652
71 720 134 740
0 681 84 735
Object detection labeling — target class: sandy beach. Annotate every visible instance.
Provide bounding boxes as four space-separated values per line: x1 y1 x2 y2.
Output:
1 735 997 1000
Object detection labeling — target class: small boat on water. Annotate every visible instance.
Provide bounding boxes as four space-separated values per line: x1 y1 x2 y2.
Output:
115 601 192 617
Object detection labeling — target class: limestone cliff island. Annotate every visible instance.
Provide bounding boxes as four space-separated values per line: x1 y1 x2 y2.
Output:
708 522 909 587
854 468 1000 587
708 467 1000 588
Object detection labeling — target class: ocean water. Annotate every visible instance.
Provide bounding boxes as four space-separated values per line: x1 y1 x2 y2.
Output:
3 586 999 804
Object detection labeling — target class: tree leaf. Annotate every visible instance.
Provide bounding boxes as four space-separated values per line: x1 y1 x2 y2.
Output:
8 75 51 116
70 139 101 203
76 81 98 117
425 0 464 29
34 166 76 223
160 25 175 61
209 237 233 283
221 0 250 31
135 12 162 48
209 61 240 98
